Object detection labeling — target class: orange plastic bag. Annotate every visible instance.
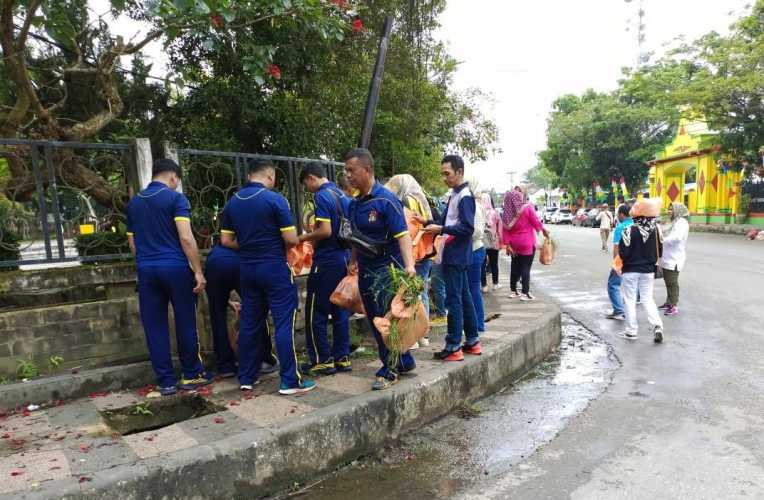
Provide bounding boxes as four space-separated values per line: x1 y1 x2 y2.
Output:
539 237 554 265
288 242 313 275
373 302 429 353
330 272 366 315
612 255 623 274
403 207 435 262
630 197 662 218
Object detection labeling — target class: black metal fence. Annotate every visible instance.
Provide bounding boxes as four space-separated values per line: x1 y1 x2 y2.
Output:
0 139 343 270
176 148 343 248
742 180 764 213
0 139 132 269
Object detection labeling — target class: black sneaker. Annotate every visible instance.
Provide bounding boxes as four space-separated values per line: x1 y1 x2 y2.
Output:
654 326 664 344
606 312 626 321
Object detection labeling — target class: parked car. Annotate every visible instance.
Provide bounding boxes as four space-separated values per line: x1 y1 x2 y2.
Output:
584 208 601 227
542 207 558 223
572 208 588 226
551 208 574 224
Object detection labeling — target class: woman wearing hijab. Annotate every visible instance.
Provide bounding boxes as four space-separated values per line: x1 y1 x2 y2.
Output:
500 188 549 301
385 174 436 345
480 193 502 292
659 202 689 316
617 198 664 343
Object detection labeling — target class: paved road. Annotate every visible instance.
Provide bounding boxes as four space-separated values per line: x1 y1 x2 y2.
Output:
464 225 764 499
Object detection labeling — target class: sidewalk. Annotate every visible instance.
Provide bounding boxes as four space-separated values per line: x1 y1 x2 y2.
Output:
0 294 560 499
690 222 763 235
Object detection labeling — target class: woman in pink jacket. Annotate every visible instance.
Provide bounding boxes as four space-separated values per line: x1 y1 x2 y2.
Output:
501 189 549 301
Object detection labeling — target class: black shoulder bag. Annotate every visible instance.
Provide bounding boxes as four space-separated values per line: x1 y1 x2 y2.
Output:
326 189 352 250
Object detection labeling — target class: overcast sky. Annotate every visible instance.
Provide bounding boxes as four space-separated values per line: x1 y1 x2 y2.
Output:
93 0 752 191
439 0 753 191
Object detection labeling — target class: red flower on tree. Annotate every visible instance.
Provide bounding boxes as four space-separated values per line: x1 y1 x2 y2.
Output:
210 14 224 29
267 64 282 80
352 18 364 33
330 0 348 8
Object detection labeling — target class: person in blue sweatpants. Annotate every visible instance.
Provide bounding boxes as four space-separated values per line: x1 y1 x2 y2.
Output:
422 155 480 360
220 159 316 396
298 162 352 376
126 159 212 396
205 243 277 378
344 148 418 391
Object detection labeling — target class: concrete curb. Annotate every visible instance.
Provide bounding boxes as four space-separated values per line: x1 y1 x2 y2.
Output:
0 361 156 410
690 223 763 235
13 304 560 499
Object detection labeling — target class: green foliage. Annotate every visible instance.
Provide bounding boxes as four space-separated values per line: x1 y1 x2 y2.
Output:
539 90 673 193
524 164 559 188
0 199 21 270
16 359 40 379
156 0 498 186
48 355 65 371
132 402 153 416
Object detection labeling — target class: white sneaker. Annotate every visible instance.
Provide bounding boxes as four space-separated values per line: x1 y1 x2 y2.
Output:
419 337 430 347
493 284 502 291
481 285 489 293
509 291 522 299
520 293 535 301
616 331 638 341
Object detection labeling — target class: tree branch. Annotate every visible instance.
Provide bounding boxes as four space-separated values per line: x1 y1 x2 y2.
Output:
122 30 162 55
16 0 41 51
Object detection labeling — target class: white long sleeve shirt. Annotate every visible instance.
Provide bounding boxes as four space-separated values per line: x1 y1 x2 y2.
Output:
472 202 486 251
660 218 689 271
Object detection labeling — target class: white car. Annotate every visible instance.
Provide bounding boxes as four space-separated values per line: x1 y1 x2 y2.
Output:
542 207 558 223
551 208 574 224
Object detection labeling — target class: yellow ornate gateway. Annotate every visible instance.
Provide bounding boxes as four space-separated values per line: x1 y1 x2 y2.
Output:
647 117 745 225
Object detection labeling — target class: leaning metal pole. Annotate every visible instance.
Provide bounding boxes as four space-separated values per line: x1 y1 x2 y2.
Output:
359 16 394 149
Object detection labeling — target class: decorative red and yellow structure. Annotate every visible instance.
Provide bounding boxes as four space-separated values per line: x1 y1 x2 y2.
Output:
646 118 760 225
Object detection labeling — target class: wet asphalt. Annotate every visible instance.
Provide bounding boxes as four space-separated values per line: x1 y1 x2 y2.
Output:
282 226 764 500
462 225 764 499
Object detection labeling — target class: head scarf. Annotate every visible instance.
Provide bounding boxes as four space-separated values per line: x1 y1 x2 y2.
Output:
480 192 499 227
384 174 433 220
502 190 529 230
514 184 529 202
665 202 689 237
669 202 689 221
467 177 480 196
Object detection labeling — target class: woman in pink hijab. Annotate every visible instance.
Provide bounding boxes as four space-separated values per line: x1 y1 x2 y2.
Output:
501 188 549 300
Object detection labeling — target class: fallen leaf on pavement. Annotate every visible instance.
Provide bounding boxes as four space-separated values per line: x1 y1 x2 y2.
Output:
213 417 225 424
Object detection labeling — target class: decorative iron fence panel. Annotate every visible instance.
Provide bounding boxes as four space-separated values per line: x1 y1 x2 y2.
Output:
176 149 343 249
1 138 344 269
0 139 132 269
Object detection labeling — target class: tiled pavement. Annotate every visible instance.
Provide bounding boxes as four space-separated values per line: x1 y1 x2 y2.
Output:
0 293 555 496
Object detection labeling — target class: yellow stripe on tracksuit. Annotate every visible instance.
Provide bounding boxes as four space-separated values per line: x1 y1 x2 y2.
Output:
306 264 320 365
291 308 301 383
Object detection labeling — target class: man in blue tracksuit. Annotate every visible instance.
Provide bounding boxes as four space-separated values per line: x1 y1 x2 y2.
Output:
422 155 479 361
204 241 278 378
344 148 417 391
220 159 316 395
126 159 212 395
298 162 352 376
